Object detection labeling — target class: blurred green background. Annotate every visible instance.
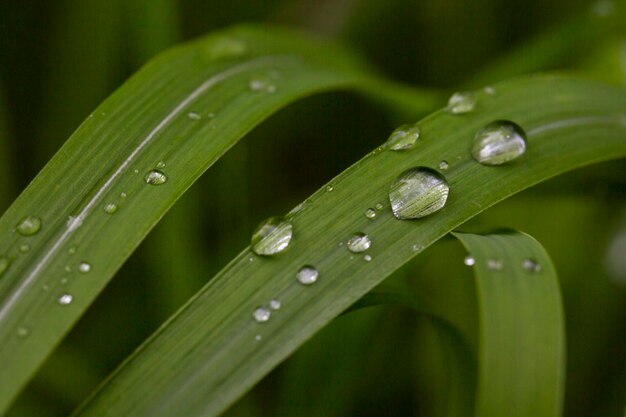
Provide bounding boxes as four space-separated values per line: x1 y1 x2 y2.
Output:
0 0 625 416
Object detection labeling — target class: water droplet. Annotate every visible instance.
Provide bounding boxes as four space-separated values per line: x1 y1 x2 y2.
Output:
19 244 30 253
207 112 215 119
269 299 281 310
464 255 475 266
255 334 262 341
134 169 140 174
78 262 91 273
0 256 11 276
248 256 254 262
253 307 271 323
297 265 319 285
16 216 41 236
249 79 276 93
120 192 127 198
205 36 247 60
64 265 71 272
187 111 202 120
383 124 420 151
60 277 68 285
57 294 73 306
484 86 496 95
68 247 76 255
487 259 503 270
251 217 293 256
446 91 476 114
472 120 527 165
389 167 449 220
42 284 50 292
363 254 372 262
364 208 377 219
326 185 334 192
144 170 168 185
438 161 449 170
411 244 423 252
522 258 542 274
347 233 372 253
592 0 614 17
16 327 29 338
375 203 384 210
103 203 118 214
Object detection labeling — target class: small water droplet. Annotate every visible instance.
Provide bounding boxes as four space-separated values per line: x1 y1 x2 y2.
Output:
57 294 73 306
364 208 377 219
42 284 50 292
187 111 202 120
269 299 281 310
248 256 254 262
16 216 41 236
78 262 91 273
0 256 10 276
326 185 334 192
446 91 476 114
592 0 614 17
251 217 293 256
472 120 527 165
487 259 503 270
64 265 71 272
363 254 372 262
205 36 247 60
375 203 384 210
19 244 30 253
484 86 496 95
255 334 262 341
16 327 29 338
389 167 449 219
68 247 76 255
297 265 319 285
438 161 449 170
383 124 420 151
156 161 166 169
522 258 542 273
253 307 271 323
464 255 476 266
144 170 168 185
207 112 215 119
347 233 372 253
103 203 118 214
411 244 423 252
134 169 140 174
120 192 127 198
60 277 68 285
249 79 276 93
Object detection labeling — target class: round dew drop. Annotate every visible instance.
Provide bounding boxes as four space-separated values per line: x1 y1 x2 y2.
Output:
187 111 202 120
251 217 293 256
389 167 449 220
347 233 372 253
438 161 449 171
472 120 527 165
16 216 42 236
446 91 476 114
16 327 29 338
522 258 542 273
57 293 73 306
364 208 377 219
383 124 420 151
269 299 281 310
78 262 91 273
103 203 118 214
253 307 271 323
363 254 372 262
464 255 476 266
19 244 30 253
144 170 168 185
297 265 319 285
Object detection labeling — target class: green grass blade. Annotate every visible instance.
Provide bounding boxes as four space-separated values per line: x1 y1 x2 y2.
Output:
73 75 626 417
453 231 565 417
0 25 436 413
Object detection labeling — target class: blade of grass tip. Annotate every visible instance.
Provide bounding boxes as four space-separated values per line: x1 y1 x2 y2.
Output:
466 0 626 88
0 25 437 413
73 75 626 417
453 231 565 417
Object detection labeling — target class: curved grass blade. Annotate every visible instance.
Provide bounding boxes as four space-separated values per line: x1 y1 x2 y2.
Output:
454 231 565 417
74 76 626 417
0 25 438 413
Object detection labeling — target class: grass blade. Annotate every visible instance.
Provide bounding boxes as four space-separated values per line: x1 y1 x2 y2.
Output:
454 231 565 417
0 25 436 413
73 75 625 417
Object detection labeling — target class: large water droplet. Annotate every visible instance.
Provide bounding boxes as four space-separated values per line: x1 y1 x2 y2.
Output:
446 92 476 114
522 258 542 274
347 233 372 253
364 208 376 219
253 307 271 323
78 262 91 273
16 216 41 236
472 120 527 165
144 170 168 185
383 124 420 151
57 294 73 306
103 203 118 214
297 266 319 285
389 167 449 219
0 256 11 277
251 217 293 256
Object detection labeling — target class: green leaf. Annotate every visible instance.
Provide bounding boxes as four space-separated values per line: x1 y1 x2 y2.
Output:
72 75 626 417
453 231 565 417
0 25 437 414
